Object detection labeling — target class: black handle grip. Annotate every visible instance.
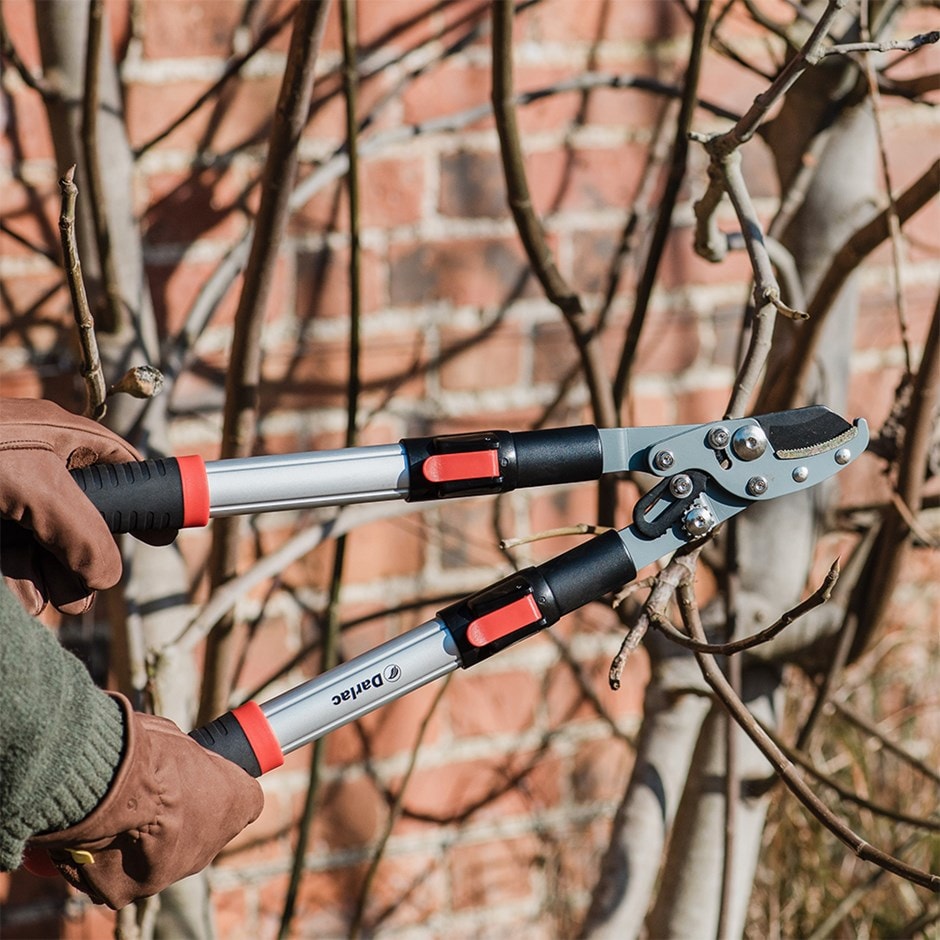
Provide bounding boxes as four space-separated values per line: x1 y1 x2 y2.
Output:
70 458 184 532
191 713 263 777
190 702 284 778
69 455 209 533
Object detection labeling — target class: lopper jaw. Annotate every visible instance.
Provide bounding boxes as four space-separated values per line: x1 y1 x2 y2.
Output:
604 405 870 571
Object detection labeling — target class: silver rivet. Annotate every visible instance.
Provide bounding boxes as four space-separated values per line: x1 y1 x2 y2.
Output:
732 424 768 461
708 426 730 449
835 448 851 465
792 466 809 483
670 474 694 498
746 475 769 497
653 450 675 471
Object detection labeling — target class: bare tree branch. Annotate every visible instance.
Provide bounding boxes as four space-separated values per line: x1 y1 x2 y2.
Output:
612 0 713 416
81 0 123 334
682 594 940 891
778 159 939 411
823 30 939 57
608 545 704 690
490 0 617 431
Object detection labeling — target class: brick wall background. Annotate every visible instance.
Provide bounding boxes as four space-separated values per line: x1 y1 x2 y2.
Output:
1 1 937 937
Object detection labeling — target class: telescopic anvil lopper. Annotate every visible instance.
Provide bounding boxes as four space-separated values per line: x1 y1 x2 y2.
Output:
71 405 868 776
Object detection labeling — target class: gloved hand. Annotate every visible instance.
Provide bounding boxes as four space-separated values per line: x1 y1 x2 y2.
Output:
0 397 175 615
28 695 264 910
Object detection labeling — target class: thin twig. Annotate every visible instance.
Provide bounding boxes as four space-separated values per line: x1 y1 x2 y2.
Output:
823 31 940 57
608 546 703 690
348 677 452 939
58 166 107 419
691 0 853 418
719 150 808 414
500 524 613 550
650 559 840 655
716 0 850 150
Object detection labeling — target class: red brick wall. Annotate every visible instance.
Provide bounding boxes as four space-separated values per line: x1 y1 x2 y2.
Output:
1 1 937 936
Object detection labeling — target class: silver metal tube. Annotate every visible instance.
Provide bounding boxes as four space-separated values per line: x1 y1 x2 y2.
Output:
205 443 409 517
260 619 460 752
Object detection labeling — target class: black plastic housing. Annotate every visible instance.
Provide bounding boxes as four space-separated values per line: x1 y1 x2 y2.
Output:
440 530 636 667
402 425 602 501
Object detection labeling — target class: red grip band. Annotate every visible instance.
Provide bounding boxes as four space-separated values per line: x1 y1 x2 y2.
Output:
177 454 210 528
231 701 284 774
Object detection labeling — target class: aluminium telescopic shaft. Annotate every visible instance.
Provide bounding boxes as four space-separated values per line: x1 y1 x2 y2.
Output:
69 426 609 532
190 530 639 776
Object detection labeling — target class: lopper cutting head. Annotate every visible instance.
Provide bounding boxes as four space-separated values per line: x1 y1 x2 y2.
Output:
603 405 870 569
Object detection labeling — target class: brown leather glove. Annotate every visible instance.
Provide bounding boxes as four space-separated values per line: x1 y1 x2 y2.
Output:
29 695 263 910
0 397 174 615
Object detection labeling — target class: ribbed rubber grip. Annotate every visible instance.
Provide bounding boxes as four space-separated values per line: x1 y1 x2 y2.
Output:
70 458 184 532
70 455 210 533
402 425 602 501
190 712 263 777
190 702 284 777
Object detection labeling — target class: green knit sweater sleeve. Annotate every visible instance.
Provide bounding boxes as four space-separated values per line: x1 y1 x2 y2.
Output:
0 580 124 870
